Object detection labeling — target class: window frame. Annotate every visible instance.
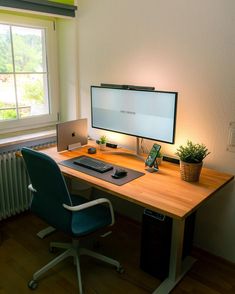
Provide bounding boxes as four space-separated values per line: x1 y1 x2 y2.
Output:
0 12 59 134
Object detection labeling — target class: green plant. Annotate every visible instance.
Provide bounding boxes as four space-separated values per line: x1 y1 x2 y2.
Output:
23 79 44 104
0 108 17 120
0 102 17 120
176 140 210 163
99 135 107 144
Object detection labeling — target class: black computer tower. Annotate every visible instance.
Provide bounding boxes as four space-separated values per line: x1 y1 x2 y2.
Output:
140 209 195 280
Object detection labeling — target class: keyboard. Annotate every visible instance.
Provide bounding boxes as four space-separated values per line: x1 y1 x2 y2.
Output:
73 156 113 173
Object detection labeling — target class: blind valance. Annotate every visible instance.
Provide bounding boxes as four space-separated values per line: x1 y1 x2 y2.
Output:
0 0 77 17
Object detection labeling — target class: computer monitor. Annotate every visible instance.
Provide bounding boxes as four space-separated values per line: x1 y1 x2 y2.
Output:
91 85 177 145
56 119 88 152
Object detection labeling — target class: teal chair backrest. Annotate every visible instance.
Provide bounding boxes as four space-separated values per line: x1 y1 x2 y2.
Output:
21 147 73 234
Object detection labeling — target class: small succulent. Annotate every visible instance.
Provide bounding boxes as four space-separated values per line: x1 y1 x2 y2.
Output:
176 140 210 163
100 135 107 144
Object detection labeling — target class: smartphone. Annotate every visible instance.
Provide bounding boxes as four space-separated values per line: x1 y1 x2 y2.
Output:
145 144 161 167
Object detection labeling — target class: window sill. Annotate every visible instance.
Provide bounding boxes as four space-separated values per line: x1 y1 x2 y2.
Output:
0 128 56 149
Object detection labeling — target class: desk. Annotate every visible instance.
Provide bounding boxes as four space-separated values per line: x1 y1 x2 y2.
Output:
41 144 234 294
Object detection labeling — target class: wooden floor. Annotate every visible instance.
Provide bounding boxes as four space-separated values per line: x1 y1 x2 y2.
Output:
1 212 235 294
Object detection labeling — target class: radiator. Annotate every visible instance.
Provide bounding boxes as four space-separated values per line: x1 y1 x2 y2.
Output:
0 150 31 220
0 138 56 220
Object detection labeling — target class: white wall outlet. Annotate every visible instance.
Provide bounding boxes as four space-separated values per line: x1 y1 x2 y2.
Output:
227 122 235 152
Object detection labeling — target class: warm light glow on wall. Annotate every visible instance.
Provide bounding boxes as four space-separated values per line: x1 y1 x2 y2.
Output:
94 130 123 145
106 132 124 144
91 129 136 150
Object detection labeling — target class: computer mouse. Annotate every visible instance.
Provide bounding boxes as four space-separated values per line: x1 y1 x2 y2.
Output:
88 147 96 154
112 168 128 179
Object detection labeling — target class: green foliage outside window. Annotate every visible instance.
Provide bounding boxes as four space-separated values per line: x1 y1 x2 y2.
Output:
0 101 17 120
13 34 43 72
23 79 44 104
0 26 43 74
0 24 47 121
0 28 12 73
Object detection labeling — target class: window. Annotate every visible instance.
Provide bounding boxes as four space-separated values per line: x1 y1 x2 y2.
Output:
0 13 59 134
0 25 49 120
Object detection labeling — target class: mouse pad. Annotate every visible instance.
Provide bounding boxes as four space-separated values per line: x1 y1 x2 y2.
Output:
59 156 145 186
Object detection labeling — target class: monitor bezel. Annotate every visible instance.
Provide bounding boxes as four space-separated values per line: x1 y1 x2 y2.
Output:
90 85 178 144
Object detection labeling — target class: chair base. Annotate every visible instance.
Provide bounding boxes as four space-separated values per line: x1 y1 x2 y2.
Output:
37 226 56 239
28 240 123 294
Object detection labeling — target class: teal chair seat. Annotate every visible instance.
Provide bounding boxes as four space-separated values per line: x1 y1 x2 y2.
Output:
70 194 113 236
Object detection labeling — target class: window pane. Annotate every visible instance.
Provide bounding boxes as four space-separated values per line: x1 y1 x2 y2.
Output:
0 24 13 73
12 26 45 73
16 74 49 118
0 15 58 132
0 74 17 121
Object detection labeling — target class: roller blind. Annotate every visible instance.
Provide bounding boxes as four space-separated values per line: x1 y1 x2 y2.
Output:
0 0 77 17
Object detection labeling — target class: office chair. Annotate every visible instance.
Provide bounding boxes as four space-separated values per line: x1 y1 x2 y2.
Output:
21 147 123 293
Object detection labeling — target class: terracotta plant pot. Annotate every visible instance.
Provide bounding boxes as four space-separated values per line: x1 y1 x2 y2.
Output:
180 161 203 182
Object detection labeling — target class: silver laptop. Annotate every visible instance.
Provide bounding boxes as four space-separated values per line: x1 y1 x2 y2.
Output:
56 118 88 152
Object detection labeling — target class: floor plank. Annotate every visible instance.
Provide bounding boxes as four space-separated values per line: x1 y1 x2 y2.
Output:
0 213 235 293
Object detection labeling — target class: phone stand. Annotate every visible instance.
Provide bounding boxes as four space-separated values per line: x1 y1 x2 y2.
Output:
145 160 159 173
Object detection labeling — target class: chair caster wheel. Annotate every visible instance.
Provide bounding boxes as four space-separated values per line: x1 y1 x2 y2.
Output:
28 280 38 290
49 246 58 253
49 246 55 253
117 266 124 274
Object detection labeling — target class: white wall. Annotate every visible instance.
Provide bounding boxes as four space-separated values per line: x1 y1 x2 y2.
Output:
77 0 235 262
57 17 79 121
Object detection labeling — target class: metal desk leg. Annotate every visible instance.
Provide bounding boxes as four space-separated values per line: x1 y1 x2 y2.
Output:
153 218 196 294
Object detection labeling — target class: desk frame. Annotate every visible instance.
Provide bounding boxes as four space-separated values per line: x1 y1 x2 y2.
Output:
153 218 196 293
40 145 234 294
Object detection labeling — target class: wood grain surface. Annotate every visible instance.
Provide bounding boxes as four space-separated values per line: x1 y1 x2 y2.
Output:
40 143 234 220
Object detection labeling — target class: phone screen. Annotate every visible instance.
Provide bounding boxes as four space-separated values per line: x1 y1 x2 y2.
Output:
145 144 161 167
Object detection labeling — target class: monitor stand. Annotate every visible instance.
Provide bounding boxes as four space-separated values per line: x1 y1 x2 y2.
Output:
102 138 145 161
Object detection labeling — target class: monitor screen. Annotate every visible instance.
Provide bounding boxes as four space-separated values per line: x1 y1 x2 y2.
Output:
91 86 177 144
56 119 88 152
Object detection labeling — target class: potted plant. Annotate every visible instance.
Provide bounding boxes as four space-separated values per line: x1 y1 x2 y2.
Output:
99 135 107 150
175 140 210 182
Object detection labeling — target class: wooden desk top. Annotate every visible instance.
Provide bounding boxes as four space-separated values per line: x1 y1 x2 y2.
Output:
41 144 234 220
